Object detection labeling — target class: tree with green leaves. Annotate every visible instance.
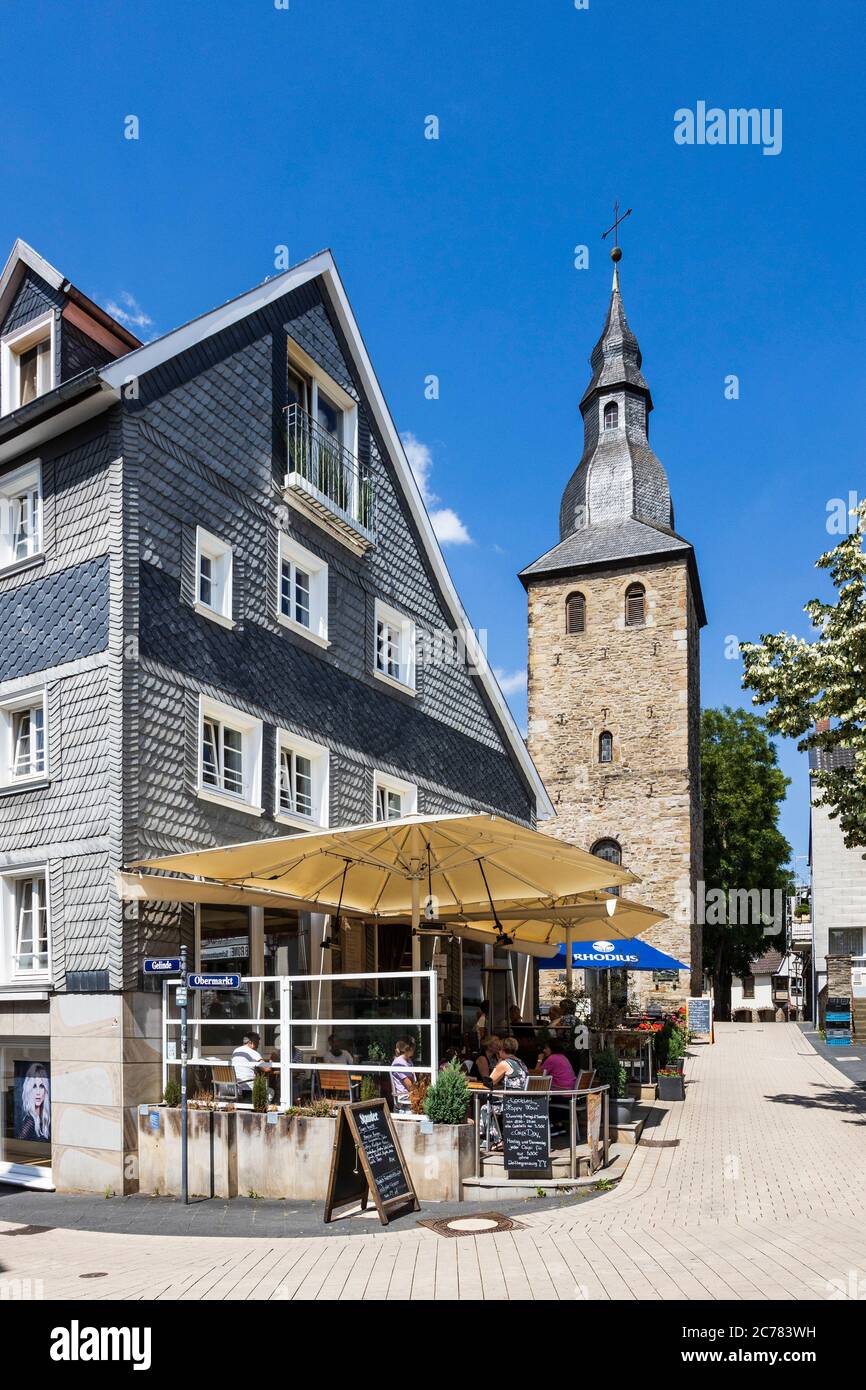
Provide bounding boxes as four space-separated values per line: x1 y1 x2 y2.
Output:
741 505 865 851
701 707 792 1019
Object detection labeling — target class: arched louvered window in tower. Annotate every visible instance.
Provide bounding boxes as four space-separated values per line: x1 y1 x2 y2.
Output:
591 837 622 896
565 591 586 635
625 582 645 627
599 731 613 764
603 400 618 430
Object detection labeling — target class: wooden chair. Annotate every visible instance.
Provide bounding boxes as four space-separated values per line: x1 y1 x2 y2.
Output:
319 1069 359 1102
211 1064 242 1103
526 1072 553 1092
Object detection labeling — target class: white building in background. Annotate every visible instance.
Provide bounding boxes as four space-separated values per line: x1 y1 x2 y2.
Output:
809 746 866 1001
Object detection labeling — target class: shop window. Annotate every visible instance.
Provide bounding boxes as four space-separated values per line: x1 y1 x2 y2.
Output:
0 1041 52 1182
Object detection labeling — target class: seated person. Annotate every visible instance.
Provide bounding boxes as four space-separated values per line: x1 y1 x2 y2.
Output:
323 1033 354 1066
508 1004 533 1038
469 1035 500 1082
390 1038 416 1110
532 1038 577 1137
532 1037 577 1089
480 1037 529 1149
231 1030 273 1099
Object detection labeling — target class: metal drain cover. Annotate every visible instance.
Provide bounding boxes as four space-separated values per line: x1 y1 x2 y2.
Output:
418 1211 525 1238
638 1138 680 1148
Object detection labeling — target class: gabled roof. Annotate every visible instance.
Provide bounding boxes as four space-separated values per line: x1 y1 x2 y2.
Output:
97 250 553 820
747 948 784 976
0 238 142 351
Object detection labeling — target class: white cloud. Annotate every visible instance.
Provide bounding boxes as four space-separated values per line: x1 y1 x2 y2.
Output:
494 666 528 696
430 507 472 545
401 431 472 546
105 291 154 333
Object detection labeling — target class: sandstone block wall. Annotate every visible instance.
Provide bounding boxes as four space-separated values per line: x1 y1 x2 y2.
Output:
527 556 703 1000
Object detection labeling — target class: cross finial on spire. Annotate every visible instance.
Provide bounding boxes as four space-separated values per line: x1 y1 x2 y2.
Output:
602 201 632 290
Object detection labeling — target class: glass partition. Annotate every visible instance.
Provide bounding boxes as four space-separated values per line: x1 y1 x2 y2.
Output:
162 970 438 1111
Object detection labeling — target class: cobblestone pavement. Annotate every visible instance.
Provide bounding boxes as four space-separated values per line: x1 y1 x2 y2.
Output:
3 1023 866 1301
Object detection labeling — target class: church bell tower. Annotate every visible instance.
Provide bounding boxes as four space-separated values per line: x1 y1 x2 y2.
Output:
520 242 706 1002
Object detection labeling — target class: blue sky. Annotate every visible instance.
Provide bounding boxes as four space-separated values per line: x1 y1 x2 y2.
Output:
5 0 864 868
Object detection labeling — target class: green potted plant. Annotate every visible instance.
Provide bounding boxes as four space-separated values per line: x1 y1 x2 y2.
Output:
594 1047 634 1124
423 1059 470 1125
657 1067 685 1101
251 1073 269 1113
163 1077 181 1108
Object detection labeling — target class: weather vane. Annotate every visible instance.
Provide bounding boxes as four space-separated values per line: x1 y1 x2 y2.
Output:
602 200 633 265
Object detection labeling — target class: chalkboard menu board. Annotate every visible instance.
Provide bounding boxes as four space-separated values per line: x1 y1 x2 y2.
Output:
687 997 713 1038
324 1100 419 1225
502 1095 551 1173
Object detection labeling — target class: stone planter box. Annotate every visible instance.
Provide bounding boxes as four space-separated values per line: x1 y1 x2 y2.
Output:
138 1108 475 1202
137 1108 237 1198
658 1074 685 1101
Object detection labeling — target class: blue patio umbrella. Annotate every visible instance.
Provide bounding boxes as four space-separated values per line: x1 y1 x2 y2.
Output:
536 937 687 971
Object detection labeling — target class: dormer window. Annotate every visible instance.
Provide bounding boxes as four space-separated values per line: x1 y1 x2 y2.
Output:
1 312 55 415
603 401 618 431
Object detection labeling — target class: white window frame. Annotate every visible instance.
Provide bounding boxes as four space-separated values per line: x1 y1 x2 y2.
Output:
197 695 263 816
277 533 329 648
373 771 418 823
0 687 48 789
194 527 234 628
0 866 51 984
1 312 56 416
373 599 416 694
286 340 359 460
0 460 43 573
275 729 330 830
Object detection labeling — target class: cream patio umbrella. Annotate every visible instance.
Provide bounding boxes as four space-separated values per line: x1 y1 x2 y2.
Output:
388 890 666 995
133 814 638 930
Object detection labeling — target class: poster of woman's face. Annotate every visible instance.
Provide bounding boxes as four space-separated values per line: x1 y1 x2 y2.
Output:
14 1061 51 1144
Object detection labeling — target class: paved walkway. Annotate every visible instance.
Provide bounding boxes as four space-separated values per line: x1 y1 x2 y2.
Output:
4 1023 866 1300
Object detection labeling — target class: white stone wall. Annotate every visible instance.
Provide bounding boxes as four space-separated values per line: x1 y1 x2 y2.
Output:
730 974 773 1009
811 788 866 990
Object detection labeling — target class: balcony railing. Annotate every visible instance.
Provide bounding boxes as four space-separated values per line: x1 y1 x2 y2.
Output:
283 404 375 546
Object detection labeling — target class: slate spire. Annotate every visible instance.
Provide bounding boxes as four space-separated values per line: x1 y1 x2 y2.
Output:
558 256 673 543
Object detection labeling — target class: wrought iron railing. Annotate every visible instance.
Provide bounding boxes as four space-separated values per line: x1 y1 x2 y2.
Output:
284 403 375 537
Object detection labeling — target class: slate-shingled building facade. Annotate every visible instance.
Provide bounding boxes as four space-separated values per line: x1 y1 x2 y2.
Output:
0 241 550 1192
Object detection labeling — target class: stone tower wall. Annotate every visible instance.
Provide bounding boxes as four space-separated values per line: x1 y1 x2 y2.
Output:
527 555 703 1001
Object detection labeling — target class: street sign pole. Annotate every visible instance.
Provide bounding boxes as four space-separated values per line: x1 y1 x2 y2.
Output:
180 942 189 1206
